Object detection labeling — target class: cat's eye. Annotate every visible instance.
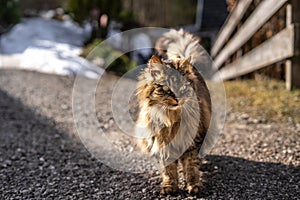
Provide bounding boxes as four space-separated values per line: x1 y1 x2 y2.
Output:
162 86 169 91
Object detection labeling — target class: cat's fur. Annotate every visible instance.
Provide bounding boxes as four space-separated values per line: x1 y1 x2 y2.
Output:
135 29 211 195
155 29 211 78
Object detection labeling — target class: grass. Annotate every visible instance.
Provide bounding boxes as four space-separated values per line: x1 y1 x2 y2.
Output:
224 78 300 124
81 39 136 75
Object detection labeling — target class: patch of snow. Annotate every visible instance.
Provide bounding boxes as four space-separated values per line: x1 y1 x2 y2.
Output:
0 17 104 79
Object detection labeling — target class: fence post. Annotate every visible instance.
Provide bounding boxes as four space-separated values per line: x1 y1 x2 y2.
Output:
286 0 300 90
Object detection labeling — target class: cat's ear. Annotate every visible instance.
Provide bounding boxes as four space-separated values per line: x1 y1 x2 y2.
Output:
149 55 163 77
180 56 193 74
180 56 191 66
149 55 162 66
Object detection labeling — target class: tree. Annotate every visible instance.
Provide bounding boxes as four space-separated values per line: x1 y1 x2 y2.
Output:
66 0 122 23
0 0 21 32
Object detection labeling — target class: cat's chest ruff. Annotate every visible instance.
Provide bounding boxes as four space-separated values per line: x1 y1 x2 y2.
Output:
148 105 180 128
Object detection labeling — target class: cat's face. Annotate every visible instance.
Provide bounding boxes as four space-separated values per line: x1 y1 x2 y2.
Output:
145 55 196 110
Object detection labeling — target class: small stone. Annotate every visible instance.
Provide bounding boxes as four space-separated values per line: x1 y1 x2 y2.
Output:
61 104 68 109
39 157 45 162
240 113 249 120
6 159 12 165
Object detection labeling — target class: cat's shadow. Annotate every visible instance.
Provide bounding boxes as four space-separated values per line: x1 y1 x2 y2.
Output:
157 155 299 199
194 155 300 199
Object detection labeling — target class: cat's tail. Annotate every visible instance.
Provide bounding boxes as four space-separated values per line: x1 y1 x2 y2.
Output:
155 29 212 78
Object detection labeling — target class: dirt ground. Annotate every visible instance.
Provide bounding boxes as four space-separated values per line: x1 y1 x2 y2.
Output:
0 69 299 199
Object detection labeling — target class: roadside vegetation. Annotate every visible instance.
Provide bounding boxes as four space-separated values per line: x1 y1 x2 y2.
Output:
225 78 300 124
81 39 136 75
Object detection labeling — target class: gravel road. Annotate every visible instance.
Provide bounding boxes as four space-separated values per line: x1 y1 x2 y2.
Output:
0 69 299 199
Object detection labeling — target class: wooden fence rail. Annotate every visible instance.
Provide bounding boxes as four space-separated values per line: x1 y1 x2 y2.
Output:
211 0 300 90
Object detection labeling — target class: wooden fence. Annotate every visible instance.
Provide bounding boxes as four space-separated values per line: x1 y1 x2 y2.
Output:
211 0 300 90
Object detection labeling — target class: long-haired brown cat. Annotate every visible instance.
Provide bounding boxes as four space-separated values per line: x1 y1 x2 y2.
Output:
135 29 211 195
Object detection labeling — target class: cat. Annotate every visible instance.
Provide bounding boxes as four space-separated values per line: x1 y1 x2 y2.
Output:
226 0 238 12
135 29 211 195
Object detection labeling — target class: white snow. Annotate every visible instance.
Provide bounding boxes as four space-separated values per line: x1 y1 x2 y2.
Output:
0 17 104 79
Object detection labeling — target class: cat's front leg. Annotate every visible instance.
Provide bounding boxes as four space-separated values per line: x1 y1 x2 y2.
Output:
181 149 202 194
160 161 178 195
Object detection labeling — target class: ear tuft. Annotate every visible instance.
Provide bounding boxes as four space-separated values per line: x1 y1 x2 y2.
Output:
148 55 163 77
180 56 191 66
180 56 193 74
149 55 162 65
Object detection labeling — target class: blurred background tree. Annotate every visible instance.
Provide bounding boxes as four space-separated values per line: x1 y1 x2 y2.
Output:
66 0 122 23
66 0 122 38
67 0 97 23
19 0 63 15
122 0 197 27
0 0 21 33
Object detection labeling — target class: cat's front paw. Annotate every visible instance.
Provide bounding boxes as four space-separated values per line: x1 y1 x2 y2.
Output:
161 185 178 195
187 183 203 195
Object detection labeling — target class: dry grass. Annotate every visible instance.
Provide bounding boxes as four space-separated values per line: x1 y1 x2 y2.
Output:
224 79 300 124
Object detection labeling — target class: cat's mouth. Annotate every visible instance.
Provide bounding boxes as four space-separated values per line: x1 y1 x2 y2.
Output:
163 98 184 110
168 105 179 110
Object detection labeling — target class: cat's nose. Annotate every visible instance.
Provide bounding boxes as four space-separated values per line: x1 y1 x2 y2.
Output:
176 98 184 104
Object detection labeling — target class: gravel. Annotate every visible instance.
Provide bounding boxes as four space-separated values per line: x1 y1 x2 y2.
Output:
0 69 299 199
